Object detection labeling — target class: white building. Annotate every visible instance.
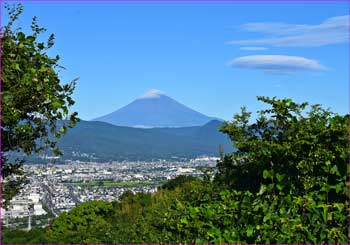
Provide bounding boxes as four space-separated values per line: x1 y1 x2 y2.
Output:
33 203 47 216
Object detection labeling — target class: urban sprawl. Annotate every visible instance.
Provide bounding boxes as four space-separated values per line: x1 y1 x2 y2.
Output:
1 157 218 230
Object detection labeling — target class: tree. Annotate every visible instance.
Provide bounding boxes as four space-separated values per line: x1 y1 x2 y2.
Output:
215 96 349 201
1 4 79 206
160 175 198 190
46 201 113 243
2 227 47 244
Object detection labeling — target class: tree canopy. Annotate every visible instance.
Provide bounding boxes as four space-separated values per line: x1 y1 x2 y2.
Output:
1 3 79 206
216 96 349 200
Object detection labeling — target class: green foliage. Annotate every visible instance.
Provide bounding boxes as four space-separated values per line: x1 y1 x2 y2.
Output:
1 3 79 206
51 119 231 162
159 189 348 243
46 201 113 244
2 227 47 244
160 175 198 190
215 96 348 200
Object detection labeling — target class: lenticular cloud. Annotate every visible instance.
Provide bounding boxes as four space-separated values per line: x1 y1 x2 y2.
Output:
229 55 327 74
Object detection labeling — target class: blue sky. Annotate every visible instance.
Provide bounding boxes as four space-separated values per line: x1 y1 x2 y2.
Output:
2 2 349 121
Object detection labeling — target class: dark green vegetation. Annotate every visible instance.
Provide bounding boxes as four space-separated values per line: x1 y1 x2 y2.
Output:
28 119 232 162
2 228 48 244
3 97 349 244
1 4 79 206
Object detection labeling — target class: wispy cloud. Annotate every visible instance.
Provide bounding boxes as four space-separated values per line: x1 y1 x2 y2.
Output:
240 46 268 51
228 15 349 47
228 55 327 74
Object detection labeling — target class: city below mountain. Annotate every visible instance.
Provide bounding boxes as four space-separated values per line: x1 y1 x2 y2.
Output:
93 89 219 128
32 119 233 162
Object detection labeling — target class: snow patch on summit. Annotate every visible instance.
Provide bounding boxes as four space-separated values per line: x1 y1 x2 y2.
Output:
138 89 165 99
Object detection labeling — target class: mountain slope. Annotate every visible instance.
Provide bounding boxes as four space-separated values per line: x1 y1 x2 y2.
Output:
49 120 233 162
93 90 217 128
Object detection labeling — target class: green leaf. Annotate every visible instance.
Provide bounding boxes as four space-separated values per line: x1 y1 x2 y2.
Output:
263 170 271 179
195 239 204 244
335 182 344 193
53 148 62 156
276 173 285 182
15 63 21 71
18 32 25 41
246 227 254 237
2 92 13 104
258 184 267 195
180 217 188 225
330 165 340 176
37 42 44 49
36 84 43 91
59 126 66 134
220 190 230 200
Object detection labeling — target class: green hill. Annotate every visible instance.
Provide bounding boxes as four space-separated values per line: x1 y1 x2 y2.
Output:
40 120 233 162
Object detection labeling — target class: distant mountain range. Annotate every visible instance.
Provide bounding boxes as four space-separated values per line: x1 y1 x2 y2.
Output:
93 89 219 128
31 119 233 162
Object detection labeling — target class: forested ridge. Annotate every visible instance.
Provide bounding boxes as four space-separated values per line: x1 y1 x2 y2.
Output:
3 97 349 244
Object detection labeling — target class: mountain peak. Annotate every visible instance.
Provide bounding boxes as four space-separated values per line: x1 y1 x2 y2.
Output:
138 89 166 99
93 90 219 128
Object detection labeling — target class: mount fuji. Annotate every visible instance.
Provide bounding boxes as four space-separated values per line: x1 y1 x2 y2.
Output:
93 89 218 128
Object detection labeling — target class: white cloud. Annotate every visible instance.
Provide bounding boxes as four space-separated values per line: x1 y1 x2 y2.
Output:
240 46 268 51
228 15 349 47
228 55 327 74
139 89 165 99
